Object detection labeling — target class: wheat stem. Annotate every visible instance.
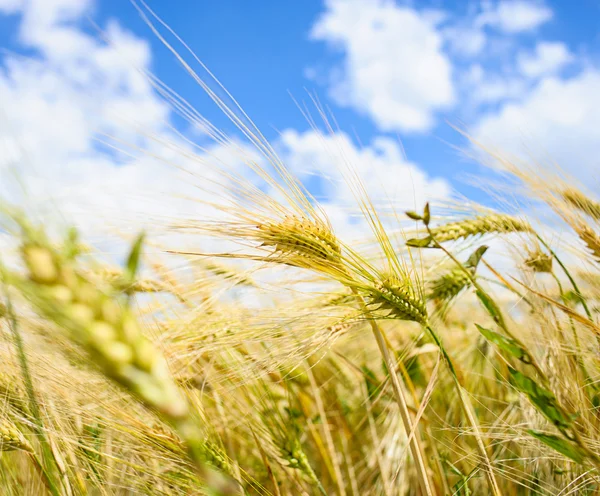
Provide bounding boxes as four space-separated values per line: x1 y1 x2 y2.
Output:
2 292 61 496
352 289 435 496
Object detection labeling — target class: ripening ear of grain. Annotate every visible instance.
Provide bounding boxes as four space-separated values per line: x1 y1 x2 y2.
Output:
0 419 31 452
406 213 532 247
560 188 600 222
365 275 428 325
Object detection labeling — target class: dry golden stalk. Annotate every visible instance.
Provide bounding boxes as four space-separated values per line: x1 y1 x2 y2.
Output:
0 419 31 452
579 271 600 288
407 214 531 246
0 302 5 318
561 188 600 221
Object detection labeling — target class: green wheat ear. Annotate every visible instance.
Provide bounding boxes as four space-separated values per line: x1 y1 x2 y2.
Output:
3 218 240 493
0 419 32 452
428 246 488 316
364 274 428 325
256 215 342 265
14 230 189 421
407 213 532 247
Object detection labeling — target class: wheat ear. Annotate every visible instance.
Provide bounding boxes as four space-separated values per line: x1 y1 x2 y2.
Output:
407 214 531 247
560 188 600 221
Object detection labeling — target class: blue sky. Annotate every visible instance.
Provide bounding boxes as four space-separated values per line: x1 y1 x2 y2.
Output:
0 0 599 238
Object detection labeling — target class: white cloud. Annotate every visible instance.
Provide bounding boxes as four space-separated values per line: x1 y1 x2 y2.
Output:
459 64 528 107
277 129 451 222
473 70 600 184
310 0 455 133
0 0 454 265
444 26 487 57
477 1 553 33
517 41 573 77
0 0 22 13
471 75 528 104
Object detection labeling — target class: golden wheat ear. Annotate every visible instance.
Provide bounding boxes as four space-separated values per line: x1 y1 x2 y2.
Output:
560 188 600 222
573 223 600 262
15 233 190 421
255 215 342 267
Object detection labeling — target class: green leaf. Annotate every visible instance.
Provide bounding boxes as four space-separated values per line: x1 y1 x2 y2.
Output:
423 202 431 226
63 227 81 260
124 232 145 283
475 290 502 324
406 236 433 248
465 246 488 270
444 460 474 496
508 368 573 429
405 210 423 221
528 430 586 464
361 365 380 400
563 290 584 305
475 324 531 364
404 353 426 388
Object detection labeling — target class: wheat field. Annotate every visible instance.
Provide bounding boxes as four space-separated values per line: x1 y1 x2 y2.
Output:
2 4 600 496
